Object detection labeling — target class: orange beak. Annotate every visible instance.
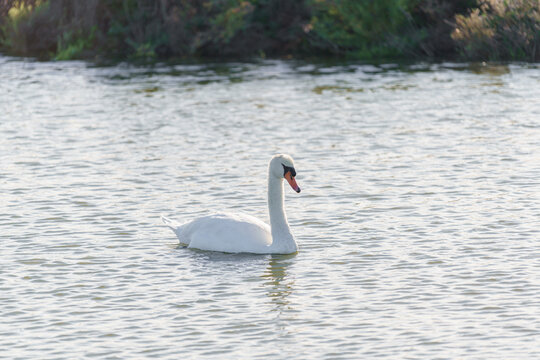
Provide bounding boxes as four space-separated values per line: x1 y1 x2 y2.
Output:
284 172 301 193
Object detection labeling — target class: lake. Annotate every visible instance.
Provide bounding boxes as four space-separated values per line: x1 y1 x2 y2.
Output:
1 56 539 359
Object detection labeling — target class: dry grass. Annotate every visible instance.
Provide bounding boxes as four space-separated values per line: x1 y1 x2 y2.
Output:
452 0 540 60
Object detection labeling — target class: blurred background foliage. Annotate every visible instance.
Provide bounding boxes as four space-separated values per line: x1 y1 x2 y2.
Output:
0 0 538 61
452 0 540 61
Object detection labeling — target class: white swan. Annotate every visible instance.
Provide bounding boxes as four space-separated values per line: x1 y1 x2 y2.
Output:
161 154 301 254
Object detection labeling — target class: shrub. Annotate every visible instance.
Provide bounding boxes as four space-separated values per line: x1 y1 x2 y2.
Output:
306 0 413 57
55 27 96 60
163 0 256 57
407 0 478 58
0 1 57 57
452 0 540 61
0 0 101 59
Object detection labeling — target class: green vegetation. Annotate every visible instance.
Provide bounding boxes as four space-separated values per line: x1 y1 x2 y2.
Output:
0 0 538 61
452 0 540 61
55 27 96 60
308 0 412 58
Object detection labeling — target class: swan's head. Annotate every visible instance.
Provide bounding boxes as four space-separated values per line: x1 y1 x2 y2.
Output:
270 154 301 193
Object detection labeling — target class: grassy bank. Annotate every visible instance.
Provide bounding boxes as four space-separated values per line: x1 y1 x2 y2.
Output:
0 0 538 61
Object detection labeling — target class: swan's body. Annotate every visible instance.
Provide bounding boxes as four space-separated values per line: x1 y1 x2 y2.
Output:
162 212 273 253
162 154 301 254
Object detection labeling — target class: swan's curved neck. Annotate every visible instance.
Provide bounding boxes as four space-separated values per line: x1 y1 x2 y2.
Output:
268 175 297 253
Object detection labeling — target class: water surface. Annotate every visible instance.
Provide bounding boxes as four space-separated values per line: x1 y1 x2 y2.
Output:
1 57 539 359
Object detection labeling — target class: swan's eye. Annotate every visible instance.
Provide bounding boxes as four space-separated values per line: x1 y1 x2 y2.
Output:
282 164 296 177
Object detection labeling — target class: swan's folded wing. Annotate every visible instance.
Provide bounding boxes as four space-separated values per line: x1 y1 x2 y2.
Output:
185 213 272 253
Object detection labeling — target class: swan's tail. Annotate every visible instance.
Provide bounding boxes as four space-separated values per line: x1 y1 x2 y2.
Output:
161 215 180 231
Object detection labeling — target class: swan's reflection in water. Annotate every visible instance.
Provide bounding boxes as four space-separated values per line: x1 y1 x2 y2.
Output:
262 254 296 312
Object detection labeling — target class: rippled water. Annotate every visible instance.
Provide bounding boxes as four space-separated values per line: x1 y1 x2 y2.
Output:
1 56 539 359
